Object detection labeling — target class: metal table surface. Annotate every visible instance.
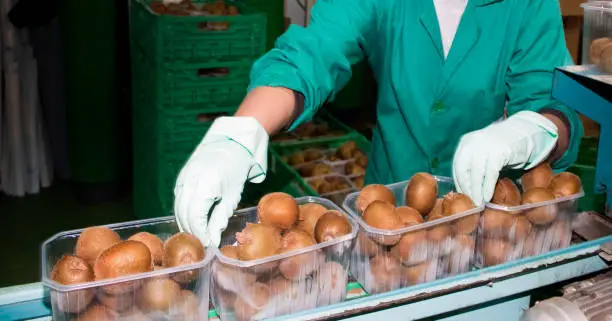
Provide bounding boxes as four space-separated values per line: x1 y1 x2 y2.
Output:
1 235 611 321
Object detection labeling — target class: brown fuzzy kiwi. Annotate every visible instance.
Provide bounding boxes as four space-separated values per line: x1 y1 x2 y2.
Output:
137 278 181 313
296 203 328 237
72 304 118 321
590 37 612 65
314 210 352 243
482 208 512 239
50 255 95 313
356 184 396 213
162 233 206 284
233 283 271 321
549 172 582 198
257 192 299 230
522 188 557 225
278 229 319 280
491 178 521 206
368 254 402 294
405 173 438 215
482 239 511 267
236 223 282 260
128 232 164 266
362 201 402 245
94 240 153 294
336 141 358 159
75 226 121 266
395 206 423 226
521 163 554 191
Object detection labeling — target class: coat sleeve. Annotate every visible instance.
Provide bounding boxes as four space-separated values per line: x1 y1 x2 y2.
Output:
247 0 375 128
505 0 583 171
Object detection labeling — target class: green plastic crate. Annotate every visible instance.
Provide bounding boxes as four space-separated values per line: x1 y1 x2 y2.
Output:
245 0 284 50
132 48 252 111
576 137 599 166
130 0 266 64
270 132 372 196
567 164 606 213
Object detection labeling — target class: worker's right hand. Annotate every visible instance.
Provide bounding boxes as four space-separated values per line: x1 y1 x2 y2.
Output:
174 117 268 247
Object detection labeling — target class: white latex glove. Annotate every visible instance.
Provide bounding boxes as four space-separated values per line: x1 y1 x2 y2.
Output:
174 117 268 247
453 111 559 206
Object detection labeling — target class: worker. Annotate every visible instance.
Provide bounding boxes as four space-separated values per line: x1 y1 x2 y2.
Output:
174 0 583 246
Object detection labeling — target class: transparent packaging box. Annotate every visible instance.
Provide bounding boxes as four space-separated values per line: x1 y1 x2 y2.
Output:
479 189 584 267
41 217 214 321
211 197 358 321
581 1 612 73
342 176 484 294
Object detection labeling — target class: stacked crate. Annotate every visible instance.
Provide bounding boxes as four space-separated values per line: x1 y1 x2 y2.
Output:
130 0 267 218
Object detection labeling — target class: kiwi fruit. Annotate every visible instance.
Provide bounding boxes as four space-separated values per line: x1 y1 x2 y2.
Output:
162 232 206 284
482 208 512 239
352 176 365 189
368 254 402 294
257 192 299 230
549 172 582 198
395 206 423 226
491 178 521 206
314 210 353 243
590 37 612 65
296 203 328 237
50 255 95 313
522 188 557 225
75 226 121 266
390 230 428 265
278 229 319 280
288 152 305 165
97 291 135 312
362 201 402 245
405 173 438 215
482 239 511 266
72 304 118 321
521 163 554 191
128 232 164 266
356 184 396 213
236 223 282 260
94 240 153 294
233 283 271 321
137 278 181 313
345 162 366 176
336 141 358 159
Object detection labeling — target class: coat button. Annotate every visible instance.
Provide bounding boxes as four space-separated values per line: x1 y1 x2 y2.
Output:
433 101 445 112
431 158 439 169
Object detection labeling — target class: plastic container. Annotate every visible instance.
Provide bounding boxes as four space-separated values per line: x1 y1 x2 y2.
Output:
342 176 484 294
211 197 358 321
581 1 612 73
270 133 371 205
479 189 584 267
41 217 214 321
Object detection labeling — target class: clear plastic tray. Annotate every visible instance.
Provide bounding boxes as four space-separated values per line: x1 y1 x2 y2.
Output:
41 216 214 321
479 189 585 267
211 197 358 321
342 176 484 294
581 1 612 73
292 149 366 178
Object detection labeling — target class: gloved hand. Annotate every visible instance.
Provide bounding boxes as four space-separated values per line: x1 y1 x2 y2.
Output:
452 111 559 206
174 117 268 247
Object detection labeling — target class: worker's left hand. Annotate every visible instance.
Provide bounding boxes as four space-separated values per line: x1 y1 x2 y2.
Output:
452 111 559 206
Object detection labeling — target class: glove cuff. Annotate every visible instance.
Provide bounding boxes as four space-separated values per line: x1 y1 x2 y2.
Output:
203 117 269 183
506 111 559 169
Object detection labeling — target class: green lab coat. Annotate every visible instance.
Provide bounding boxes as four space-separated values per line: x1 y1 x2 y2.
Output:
248 0 583 185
